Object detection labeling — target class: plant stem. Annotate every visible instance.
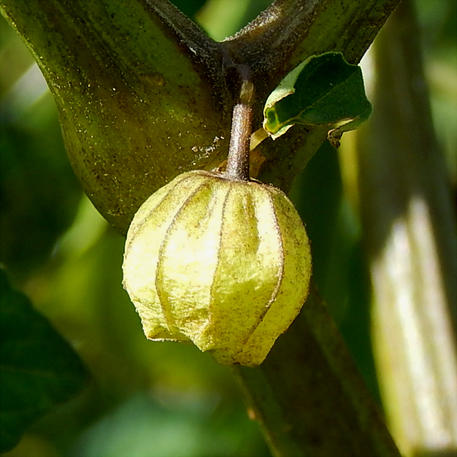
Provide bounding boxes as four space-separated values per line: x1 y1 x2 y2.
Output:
224 0 400 102
224 73 255 181
0 0 230 234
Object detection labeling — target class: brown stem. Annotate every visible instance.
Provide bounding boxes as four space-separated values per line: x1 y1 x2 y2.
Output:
224 0 400 103
224 73 255 181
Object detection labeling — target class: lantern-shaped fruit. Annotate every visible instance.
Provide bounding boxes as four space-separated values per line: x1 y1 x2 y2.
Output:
122 170 311 366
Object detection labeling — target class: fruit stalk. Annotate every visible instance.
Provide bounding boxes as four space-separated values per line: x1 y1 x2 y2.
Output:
225 68 255 182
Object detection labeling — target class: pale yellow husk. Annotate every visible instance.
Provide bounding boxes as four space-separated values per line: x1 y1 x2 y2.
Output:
123 170 311 366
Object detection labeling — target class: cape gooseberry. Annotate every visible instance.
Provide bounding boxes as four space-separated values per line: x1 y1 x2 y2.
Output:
122 170 311 366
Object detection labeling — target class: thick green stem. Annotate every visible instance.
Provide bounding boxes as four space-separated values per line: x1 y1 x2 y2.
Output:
354 1 457 455
0 0 230 233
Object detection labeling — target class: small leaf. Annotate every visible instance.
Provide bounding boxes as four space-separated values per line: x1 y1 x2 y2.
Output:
0 269 89 452
263 52 372 145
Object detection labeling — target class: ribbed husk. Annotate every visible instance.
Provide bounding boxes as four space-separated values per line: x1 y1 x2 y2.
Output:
123 170 311 366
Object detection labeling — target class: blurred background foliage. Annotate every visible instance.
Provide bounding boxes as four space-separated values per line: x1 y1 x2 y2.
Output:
0 0 455 456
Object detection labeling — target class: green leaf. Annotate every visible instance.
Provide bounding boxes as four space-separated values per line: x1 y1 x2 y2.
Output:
0 269 89 452
263 52 372 145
